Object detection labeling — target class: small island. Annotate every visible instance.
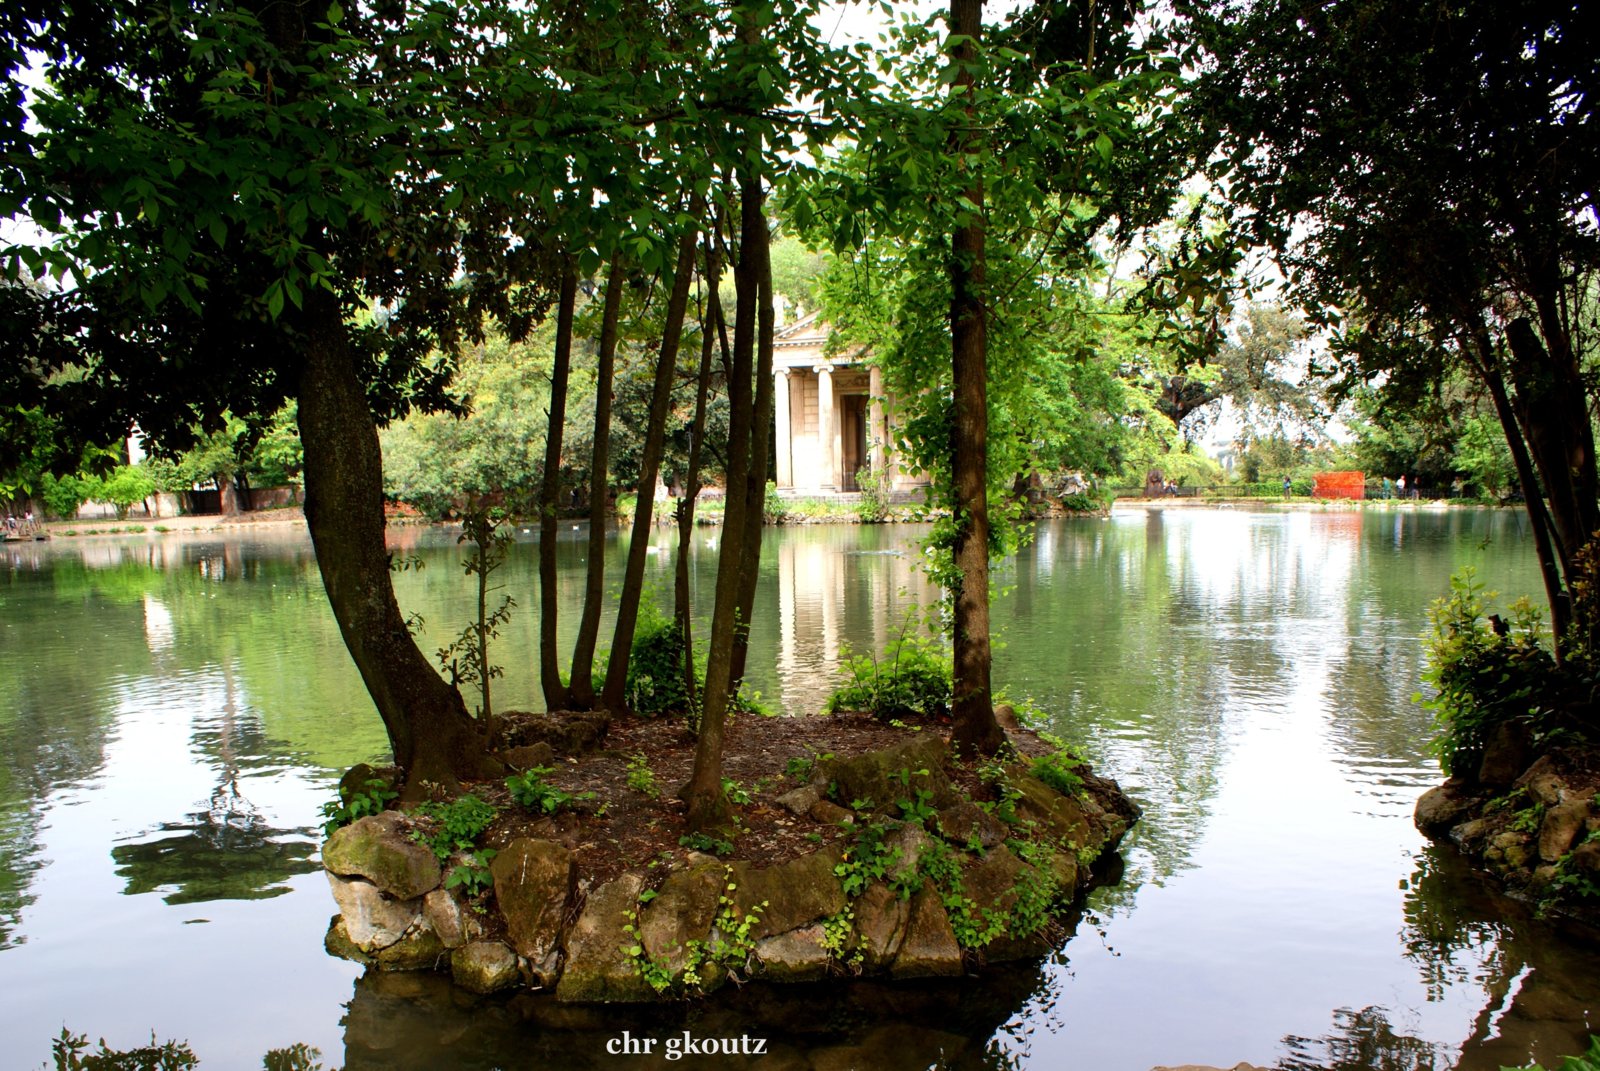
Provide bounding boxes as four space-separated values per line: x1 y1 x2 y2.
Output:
320 707 1137 999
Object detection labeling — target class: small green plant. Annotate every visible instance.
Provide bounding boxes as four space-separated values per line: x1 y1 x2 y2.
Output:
506 766 595 815
153 524 171 533
820 906 862 967
445 847 498 897
679 831 735 856
409 794 499 862
721 777 753 806
1031 750 1085 797
825 630 953 722
436 507 516 729
1501 1035 1600 1071
319 777 398 837
625 752 660 799
784 749 833 783
854 463 894 523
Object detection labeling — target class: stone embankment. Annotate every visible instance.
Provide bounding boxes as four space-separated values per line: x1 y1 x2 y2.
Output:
321 735 1139 1000
1415 732 1600 926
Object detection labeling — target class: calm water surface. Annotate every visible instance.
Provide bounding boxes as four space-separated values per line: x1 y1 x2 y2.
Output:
1 506 1597 1070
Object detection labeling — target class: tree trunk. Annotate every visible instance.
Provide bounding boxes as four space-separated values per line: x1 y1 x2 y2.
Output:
296 291 492 793
673 240 726 711
1462 321 1571 651
947 0 1005 759
1505 316 1600 574
568 265 626 709
728 206 775 694
684 173 763 831
218 473 242 517
539 262 579 712
603 223 702 712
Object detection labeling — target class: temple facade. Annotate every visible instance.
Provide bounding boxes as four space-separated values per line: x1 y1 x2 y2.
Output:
771 312 928 498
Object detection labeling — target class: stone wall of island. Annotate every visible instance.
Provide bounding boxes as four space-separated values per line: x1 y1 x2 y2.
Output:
321 735 1139 1000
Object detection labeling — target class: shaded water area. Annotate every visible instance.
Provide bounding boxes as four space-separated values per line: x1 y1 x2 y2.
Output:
2 506 1598 1069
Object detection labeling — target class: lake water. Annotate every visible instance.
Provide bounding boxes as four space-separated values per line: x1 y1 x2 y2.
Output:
2 506 1597 1070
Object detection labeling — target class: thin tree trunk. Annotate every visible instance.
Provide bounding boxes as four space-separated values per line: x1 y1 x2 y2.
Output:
685 172 764 830
296 291 493 794
947 0 1005 759
540 262 579 712
603 222 702 712
674 240 726 711
568 265 626 709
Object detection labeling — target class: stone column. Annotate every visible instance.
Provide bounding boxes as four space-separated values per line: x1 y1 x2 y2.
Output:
773 367 793 489
868 364 887 478
814 362 836 492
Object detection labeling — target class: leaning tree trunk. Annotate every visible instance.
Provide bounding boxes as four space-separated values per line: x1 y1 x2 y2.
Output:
1463 321 1571 652
685 172 764 831
539 263 579 712
568 264 626 709
602 223 702 712
297 291 493 793
946 0 1005 759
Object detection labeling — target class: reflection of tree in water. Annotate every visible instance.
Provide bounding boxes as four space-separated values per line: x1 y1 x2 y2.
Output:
1277 1006 1450 1071
111 661 318 905
1270 848 1600 1071
334 962 1057 1071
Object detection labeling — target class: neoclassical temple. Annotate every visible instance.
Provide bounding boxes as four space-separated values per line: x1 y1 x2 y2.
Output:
771 311 928 497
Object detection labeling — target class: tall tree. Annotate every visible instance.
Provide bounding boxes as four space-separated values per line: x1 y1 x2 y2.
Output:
1185 0 1599 651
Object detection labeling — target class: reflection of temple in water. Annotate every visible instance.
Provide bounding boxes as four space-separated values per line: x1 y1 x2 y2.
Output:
770 533 940 716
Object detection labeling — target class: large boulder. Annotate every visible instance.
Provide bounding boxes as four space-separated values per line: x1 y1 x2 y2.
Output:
730 848 845 941
556 872 659 1003
323 812 442 900
819 736 957 815
1415 781 1482 836
1539 798 1595 862
852 883 911 970
490 838 576 985
753 925 832 983
638 860 725 981
936 801 1008 851
422 889 476 950
373 924 447 971
452 940 521 994
1010 774 1094 850
326 873 421 952
890 889 963 979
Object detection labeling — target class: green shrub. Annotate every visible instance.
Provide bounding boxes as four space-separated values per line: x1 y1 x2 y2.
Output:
1419 568 1556 776
319 777 398 837
408 794 498 861
1031 750 1085 796
826 634 952 721
623 599 698 720
505 767 594 814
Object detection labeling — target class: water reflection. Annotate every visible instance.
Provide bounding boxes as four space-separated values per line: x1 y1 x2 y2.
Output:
3 511 1599 1071
338 961 1056 1071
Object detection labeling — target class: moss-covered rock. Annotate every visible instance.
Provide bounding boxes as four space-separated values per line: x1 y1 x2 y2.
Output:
819 736 957 815
639 860 724 981
555 873 658 1003
730 848 845 941
323 811 442 900
753 925 831 983
890 890 963 979
452 940 520 994
490 838 575 984
373 923 447 971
